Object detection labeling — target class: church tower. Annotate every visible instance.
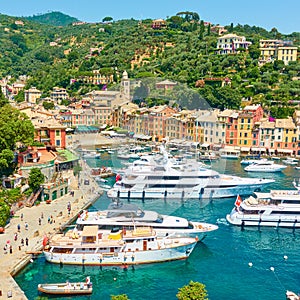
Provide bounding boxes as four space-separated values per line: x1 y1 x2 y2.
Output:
120 70 130 101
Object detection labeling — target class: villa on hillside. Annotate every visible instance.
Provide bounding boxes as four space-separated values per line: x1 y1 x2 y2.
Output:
259 39 298 65
151 19 167 29
217 34 252 54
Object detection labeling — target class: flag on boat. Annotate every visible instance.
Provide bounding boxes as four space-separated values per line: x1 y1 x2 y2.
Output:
235 195 242 207
115 174 122 182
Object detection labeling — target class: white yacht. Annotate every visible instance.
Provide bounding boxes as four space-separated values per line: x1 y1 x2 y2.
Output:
240 158 263 165
43 226 197 266
107 151 274 200
282 158 299 166
74 202 218 240
226 190 300 228
244 159 286 172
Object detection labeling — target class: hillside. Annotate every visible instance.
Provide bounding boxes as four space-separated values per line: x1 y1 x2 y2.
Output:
25 11 80 26
0 12 299 117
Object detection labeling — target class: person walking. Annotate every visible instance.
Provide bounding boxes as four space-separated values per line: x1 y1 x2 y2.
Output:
17 224 21 232
25 222 28 230
38 218 41 225
21 238 24 246
25 238 29 246
20 213 23 221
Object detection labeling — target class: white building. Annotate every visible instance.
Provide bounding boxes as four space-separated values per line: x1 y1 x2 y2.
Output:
217 34 252 54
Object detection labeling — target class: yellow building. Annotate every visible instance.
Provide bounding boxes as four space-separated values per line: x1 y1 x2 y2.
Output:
259 39 298 65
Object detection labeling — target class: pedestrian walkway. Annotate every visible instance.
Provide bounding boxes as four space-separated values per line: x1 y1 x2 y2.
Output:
0 163 103 299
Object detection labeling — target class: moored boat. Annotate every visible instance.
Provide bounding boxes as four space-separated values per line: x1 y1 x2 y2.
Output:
286 290 300 300
226 190 300 228
244 159 286 172
75 202 218 240
108 152 274 200
43 226 197 266
37 281 93 295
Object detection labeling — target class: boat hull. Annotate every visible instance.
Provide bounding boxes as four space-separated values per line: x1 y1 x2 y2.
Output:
43 241 196 266
107 183 273 200
38 283 92 295
226 214 300 228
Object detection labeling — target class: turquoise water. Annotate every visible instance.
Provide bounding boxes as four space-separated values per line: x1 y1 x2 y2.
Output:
15 156 300 300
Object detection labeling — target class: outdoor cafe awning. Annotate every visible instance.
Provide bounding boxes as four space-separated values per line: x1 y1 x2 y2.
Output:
277 149 293 153
251 147 266 152
240 147 250 152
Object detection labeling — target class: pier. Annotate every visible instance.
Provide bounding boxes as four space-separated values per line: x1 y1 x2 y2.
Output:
0 158 102 299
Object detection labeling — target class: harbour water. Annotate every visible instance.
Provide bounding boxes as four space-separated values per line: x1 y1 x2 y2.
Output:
15 155 300 299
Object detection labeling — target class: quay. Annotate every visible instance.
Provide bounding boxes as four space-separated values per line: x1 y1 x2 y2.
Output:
0 157 103 299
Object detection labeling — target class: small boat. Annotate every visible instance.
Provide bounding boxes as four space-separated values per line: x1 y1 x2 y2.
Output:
244 159 286 172
282 158 299 165
37 281 93 295
240 158 264 165
286 290 300 300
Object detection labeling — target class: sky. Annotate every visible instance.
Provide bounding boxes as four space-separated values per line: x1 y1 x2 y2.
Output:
0 0 299 34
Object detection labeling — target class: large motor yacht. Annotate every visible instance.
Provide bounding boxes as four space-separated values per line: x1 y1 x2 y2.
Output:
107 150 274 200
43 226 197 266
226 189 300 228
74 202 218 240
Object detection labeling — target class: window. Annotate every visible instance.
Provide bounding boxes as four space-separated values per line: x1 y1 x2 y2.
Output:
56 130 60 136
244 133 248 137
56 140 61 146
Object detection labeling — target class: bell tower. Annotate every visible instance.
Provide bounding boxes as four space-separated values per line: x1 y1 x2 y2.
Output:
120 70 130 101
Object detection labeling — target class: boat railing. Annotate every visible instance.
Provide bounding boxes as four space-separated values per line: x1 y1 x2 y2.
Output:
271 190 300 197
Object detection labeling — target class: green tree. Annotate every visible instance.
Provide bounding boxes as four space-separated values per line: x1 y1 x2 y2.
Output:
177 281 208 300
102 16 113 22
0 105 34 152
28 168 45 192
0 200 10 227
42 101 55 110
0 89 8 107
133 83 149 102
14 90 25 103
0 149 15 174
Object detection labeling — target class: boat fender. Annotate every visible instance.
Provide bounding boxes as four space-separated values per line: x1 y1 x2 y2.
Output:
195 236 199 242
99 254 103 262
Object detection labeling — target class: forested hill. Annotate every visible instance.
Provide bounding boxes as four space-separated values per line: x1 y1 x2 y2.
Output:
25 11 80 26
0 12 299 117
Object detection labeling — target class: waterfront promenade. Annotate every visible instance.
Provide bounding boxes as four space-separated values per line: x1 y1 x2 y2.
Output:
0 160 103 299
